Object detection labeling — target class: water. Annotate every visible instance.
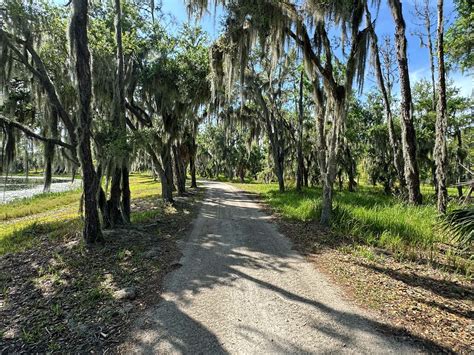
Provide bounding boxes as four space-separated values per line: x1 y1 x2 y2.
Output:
0 176 81 203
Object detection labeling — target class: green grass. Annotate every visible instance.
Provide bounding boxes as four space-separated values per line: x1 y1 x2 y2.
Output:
131 209 162 224
232 182 458 255
0 217 82 255
0 190 82 221
0 174 162 255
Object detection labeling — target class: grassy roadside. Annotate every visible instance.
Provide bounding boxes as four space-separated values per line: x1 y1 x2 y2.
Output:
0 189 82 221
0 175 204 352
232 182 469 267
231 182 473 353
0 175 165 255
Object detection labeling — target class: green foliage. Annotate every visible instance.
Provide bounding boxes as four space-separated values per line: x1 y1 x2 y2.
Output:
413 79 474 184
197 123 264 180
131 209 162 223
439 206 474 248
1 0 473 260
138 23 210 117
445 0 474 71
413 80 437 181
364 123 397 189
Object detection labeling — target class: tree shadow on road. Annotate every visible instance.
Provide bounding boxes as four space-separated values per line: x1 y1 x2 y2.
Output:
124 182 452 353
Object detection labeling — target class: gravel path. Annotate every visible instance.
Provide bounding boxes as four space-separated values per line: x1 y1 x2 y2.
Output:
123 181 421 354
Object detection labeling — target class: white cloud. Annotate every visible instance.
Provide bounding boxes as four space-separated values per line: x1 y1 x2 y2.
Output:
409 66 432 83
409 66 473 98
448 72 473 97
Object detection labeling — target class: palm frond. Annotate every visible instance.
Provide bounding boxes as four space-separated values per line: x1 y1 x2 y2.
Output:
439 206 474 248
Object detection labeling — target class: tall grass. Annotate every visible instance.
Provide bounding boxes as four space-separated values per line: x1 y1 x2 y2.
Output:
233 183 448 254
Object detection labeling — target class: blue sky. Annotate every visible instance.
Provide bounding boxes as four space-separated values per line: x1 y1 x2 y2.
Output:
161 0 472 97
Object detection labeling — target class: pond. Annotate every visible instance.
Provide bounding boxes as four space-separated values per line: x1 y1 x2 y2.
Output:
0 176 81 203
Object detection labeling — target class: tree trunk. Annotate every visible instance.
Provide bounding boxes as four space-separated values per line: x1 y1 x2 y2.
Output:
275 159 285 193
434 0 448 214
160 167 174 203
267 119 285 193
388 113 407 192
107 0 130 224
122 166 131 222
43 107 58 193
115 0 130 220
255 86 285 193
160 141 174 203
43 140 54 192
107 167 124 226
190 131 198 188
346 146 356 192
70 0 103 244
338 169 343 192
24 143 29 181
432 162 438 196
173 144 186 196
312 83 331 226
366 6 407 193
314 82 344 226
265 117 285 193
321 180 333 227
423 0 437 110
296 71 305 192
304 157 310 187
389 0 423 205
170 159 176 192
143 143 173 202
190 154 197 188
239 166 245 183
456 129 463 197
276 125 286 193
96 164 110 228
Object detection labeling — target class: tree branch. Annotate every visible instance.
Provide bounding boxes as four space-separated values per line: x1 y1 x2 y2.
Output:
1 29 77 145
286 27 338 91
125 100 152 127
60 147 80 167
0 114 75 151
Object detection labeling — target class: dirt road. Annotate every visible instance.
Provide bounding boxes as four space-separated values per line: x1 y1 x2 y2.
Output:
123 181 420 354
